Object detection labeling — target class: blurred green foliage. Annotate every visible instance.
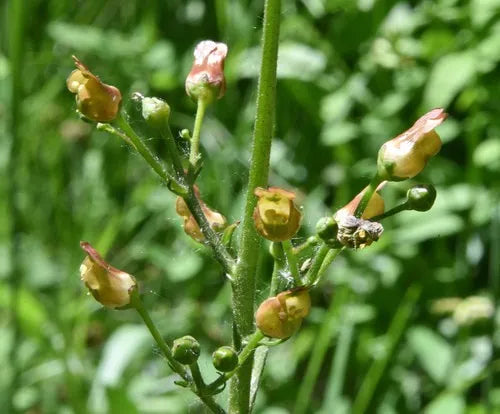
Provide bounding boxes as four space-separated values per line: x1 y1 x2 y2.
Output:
1 0 499 413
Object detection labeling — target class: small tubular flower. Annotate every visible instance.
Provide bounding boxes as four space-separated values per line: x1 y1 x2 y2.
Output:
255 288 311 339
377 108 447 181
185 40 228 102
334 184 385 221
79 242 136 308
67 56 121 122
253 187 302 242
175 187 227 242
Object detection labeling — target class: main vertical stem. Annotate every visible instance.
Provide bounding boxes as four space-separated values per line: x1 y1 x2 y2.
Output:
230 1 281 412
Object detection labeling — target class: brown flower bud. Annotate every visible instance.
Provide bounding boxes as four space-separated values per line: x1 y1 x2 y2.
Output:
377 108 447 181
336 215 384 249
334 184 385 221
185 41 228 103
175 187 227 242
253 187 302 242
67 56 121 122
255 288 311 339
79 242 136 308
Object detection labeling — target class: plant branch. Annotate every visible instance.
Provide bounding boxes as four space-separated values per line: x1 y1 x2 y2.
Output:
114 113 234 275
190 97 208 166
282 240 302 286
353 175 382 218
229 0 282 412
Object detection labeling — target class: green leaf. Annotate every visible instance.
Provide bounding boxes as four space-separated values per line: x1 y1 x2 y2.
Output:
423 52 477 108
407 326 453 385
424 393 465 414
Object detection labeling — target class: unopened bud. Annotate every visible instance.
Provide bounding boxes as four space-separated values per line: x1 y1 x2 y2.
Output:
176 187 227 242
142 97 170 130
212 346 239 372
185 41 228 103
172 336 200 365
67 56 121 122
255 288 311 339
316 216 341 247
406 184 437 212
79 242 136 309
253 187 302 242
336 215 383 249
377 108 447 181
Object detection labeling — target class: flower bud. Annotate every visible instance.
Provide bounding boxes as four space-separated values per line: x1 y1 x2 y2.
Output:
175 186 227 242
79 242 136 309
185 40 228 103
377 108 447 181
67 56 121 122
316 216 341 247
255 288 311 339
334 185 385 222
336 215 384 249
406 184 437 212
142 97 170 130
253 187 302 242
172 336 200 365
212 346 239 372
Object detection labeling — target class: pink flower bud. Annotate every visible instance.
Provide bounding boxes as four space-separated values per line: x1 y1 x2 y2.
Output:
253 187 302 242
377 108 447 181
67 56 121 122
79 242 136 308
185 41 228 102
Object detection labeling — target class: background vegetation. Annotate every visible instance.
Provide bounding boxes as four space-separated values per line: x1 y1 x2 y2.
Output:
1 0 499 412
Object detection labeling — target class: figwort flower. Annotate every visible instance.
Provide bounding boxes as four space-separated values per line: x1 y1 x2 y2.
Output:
377 108 447 181
79 242 136 309
253 187 302 242
175 187 227 242
185 40 228 103
67 56 121 122
255 288 311 339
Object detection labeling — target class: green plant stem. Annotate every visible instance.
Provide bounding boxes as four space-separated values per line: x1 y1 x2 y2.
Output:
270 243 286 295
370 202 409 222
183 186 235 275
131 292 226 414
282 240 302 286
115 114 182 191
115 114 234 275
229 0 281 412
190 363 226 414
131 292 190 381
304 244 330 286
353 175 382 218
352 284 422 414
294 286 350 414
190 98 207 166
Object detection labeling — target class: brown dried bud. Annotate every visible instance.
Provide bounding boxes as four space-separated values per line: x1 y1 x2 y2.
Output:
79 242 136 308
67 56 121 122
253 187 302 242
185 41 228 103
255 288 311 339
336 215 384 249
377 108 447 181
175 187 227 242
335 184 385 221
